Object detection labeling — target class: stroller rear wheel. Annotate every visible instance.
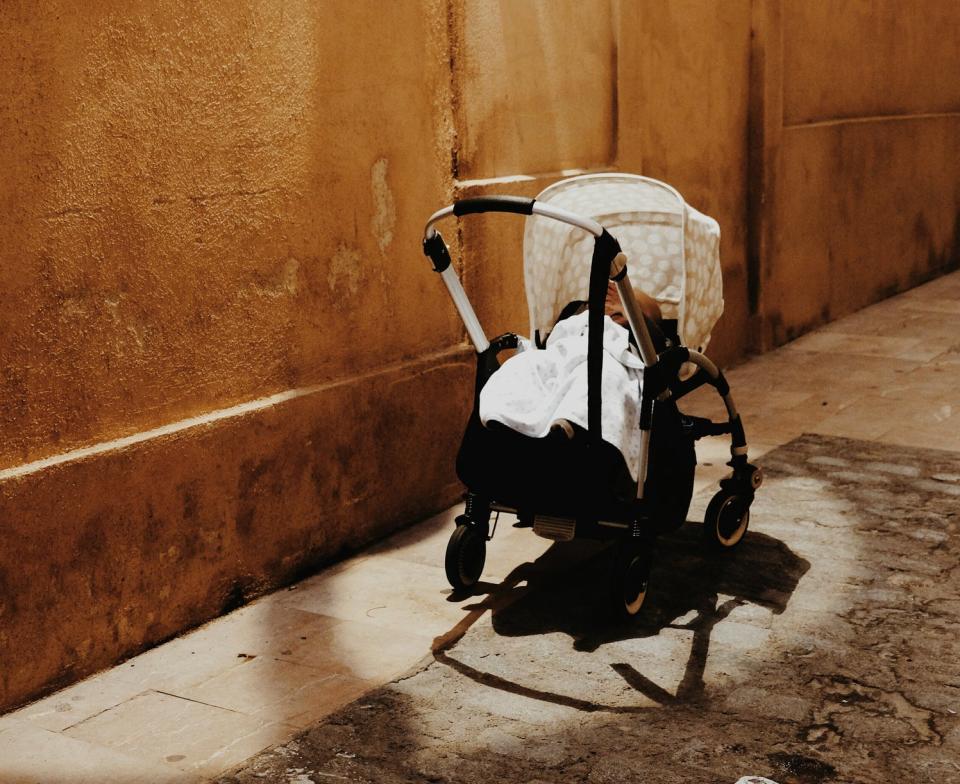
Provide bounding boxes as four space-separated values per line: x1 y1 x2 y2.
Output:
611 544 652 619
703 490 750 550
445 521 486 592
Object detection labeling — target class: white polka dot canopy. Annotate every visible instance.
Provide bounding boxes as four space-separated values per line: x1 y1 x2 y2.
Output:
523 173 724 354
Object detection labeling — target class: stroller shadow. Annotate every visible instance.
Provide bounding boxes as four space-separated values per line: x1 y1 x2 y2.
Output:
437 523 810 708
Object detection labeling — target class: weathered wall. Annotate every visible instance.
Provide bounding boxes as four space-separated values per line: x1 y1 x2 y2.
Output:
0 352 469 710
759 0 960 345
0 0 472 711
2 0 959 712
457 0 960 355
450 0 754 367
450 0 619 342
0 0 463 467
455 0 616 182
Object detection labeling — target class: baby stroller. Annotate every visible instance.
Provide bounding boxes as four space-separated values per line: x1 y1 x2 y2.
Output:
422 174 763 616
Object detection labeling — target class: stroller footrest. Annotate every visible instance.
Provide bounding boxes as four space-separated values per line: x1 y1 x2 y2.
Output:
533 514 577 542
681 415 731 441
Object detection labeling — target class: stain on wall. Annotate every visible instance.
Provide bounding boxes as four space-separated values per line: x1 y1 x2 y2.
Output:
370 158 397 254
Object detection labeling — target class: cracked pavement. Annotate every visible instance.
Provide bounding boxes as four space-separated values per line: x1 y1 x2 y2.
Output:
217 434 960 784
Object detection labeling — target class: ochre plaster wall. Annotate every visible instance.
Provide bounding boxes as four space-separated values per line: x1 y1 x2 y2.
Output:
449 0 619 342
0 0 472 711
761 0 960 344
781 0 960 125
2 0 959 712
454 0 616 181
618 0 753 366
450 0 754 367
0 0 463 468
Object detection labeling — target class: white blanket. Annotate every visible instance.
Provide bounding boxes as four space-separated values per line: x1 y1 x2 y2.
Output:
478 311 644 480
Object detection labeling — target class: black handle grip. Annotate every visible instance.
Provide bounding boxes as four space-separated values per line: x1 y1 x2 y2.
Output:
423 231 452 272
452 196 535 217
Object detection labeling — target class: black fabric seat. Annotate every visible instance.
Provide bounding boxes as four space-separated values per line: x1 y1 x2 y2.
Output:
456 393 695 534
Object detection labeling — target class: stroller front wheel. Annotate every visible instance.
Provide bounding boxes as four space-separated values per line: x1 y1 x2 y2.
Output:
703 491 750 550
445 522 486 593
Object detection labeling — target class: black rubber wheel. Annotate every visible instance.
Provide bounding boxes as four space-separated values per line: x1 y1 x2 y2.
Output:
702 491 750 550
611 545 651 619
445 524 486 592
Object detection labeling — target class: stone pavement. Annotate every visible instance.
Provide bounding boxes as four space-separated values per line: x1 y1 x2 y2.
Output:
217 433 960 784
1 270 959 782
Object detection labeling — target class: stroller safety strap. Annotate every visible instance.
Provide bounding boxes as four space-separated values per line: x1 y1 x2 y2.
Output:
587 229 621 445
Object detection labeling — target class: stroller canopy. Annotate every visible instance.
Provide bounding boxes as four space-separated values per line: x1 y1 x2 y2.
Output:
523 174 723 353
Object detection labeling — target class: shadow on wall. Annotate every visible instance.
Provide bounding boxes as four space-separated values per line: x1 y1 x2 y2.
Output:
924 212 960 281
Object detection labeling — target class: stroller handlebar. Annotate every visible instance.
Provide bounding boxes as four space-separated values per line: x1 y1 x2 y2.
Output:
453 196 534 217
424 197 604 240
422 196 653 372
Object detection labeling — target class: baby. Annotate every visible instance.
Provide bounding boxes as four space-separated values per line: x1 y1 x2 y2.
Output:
542 282 663 441
604 280 662 327
549 281 662 336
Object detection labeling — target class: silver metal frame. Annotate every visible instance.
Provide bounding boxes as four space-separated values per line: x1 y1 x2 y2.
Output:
423 206 647 357
439 265 489 353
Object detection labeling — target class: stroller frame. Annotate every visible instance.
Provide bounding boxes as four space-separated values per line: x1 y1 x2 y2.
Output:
423 196 763 616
